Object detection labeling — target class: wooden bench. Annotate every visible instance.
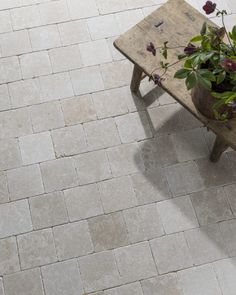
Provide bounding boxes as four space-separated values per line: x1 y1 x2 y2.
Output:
114 0 236 162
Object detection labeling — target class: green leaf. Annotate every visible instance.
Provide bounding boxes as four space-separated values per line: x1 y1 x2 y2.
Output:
185 72 197 90
198 69 216 81
216 71 226 84
212 91 234 99
174 68 191 79
197 75 212 90
200 22 207 36
190 35 203 42
184 59 193 69
232 25 236 41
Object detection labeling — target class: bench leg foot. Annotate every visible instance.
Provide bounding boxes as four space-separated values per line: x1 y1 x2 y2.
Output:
130 65 143 93
210 136 228 162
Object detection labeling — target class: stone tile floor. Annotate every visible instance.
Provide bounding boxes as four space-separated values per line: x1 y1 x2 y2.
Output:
0 0 235 294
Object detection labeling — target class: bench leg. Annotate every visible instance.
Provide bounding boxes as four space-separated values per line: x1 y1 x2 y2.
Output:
130 65 143 93
210 136 229 162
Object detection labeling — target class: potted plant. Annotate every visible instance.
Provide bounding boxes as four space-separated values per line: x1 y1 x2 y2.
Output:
147 1 236 122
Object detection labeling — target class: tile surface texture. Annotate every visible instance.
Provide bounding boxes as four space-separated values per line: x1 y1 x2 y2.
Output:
0 1 235 295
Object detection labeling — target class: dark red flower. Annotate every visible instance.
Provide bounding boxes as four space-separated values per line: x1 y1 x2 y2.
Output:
146 42 156 56
203 1 216 15
220 58 236 71
184 43 198 55
153 74 164 86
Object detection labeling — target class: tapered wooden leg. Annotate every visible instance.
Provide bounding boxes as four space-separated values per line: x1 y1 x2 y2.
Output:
210 136 229 162
130 65 143 93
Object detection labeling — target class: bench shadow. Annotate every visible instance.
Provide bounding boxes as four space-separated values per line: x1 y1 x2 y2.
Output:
132 82 236 274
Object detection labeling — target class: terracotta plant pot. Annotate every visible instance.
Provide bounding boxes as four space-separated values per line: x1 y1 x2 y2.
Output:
191 83 234 120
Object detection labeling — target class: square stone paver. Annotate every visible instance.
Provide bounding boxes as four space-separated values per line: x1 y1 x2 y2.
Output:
123 203 164 243
114 242 157 283
0 172 9 204
150 233 193 274
224 183 236 217
219 219 236 257
19 132 55 165
79 251 121 293
42 260 83 295
3 268 44 295
53 221 93 260
98 176 137 213
17 228 57 269
29 191 68 230
0 237 20 276
104 282 143 295
64 184 104 221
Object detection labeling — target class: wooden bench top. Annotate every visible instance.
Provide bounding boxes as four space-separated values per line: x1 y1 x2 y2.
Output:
114 0 236 150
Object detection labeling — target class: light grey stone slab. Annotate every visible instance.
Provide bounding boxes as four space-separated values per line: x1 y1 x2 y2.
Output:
178 264 222 295
95 0 126 14
75 150 111 185
0 138 22 171
115 9 143 34
11 5 42 30
114 242 157 283
184 223 227 265
42 260 83 295
157 195 199 234
88 212 129 252
79 251 121 293
17 228 57 269
219 219 236 257
67 0 98 19
98 176 137 213
0 278 3 295
64 184 103 222
131 169 171 206
0 56 21 84
115 111 153 143
107 143 144 177
0 10 12 33
84 118 120 151
52 125 87 157
61 95 97 125
19 132 55 165
29 191 68 230
0 84 11 111
0 172 9 204
150 233 193 274
7 164 44 201
92 87 128 119
213 257 236 295
104 282 143 295
0 199 32 238
29 101 65 133
3 268 44 295
53 221 93 260
0 237 20 276
40 158 78 192
224 183 236 217
141 273 183 295
123 203 164 243
191 187 233 226
39 0 70 25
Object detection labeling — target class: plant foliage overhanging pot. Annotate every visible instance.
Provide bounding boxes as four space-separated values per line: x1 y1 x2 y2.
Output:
146 1 236 122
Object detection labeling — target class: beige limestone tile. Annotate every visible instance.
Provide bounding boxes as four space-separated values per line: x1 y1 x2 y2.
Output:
79 251 121 293
191 187 233 226
29 24 61 51
0 84 11 111
9 79 42 108
84 118 120 151
0 172 9 204
40 157 78 192
41 259 83 295
124 203 164 243
75 150 111 185
0 56 21 84
10 5 42 30
61 95 97 125
0 237 20 276
0 10 12 33
115 9 144 33
67 0 99 19
20 51 52 79
150 233 193 274
29 101 65 132
0 30 31 57
0 199 32 239
39 0 70 25
64 184 103 221
107 36 125 61
141 273 183 295
52 125 87 157
104 282 143 295
58 20 90 46
98 176 137 213
17 228 57 269
19 132 55 165
96 0 126 14
0 0 21 10
53 221 93 260
29 191 68 230
0 138 21 170
157 195 199 234
49 45 82 73
7 164 44 200
114 242 157 283
3 268 44 295
88 212 129 251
